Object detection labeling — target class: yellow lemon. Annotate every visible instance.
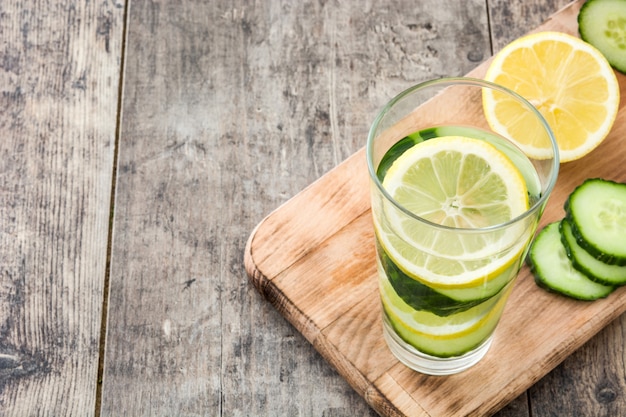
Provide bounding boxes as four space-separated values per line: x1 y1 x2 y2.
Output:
483 31 620 162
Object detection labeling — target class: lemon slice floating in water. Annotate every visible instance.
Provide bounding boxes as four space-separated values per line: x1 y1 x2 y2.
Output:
376 135 529 289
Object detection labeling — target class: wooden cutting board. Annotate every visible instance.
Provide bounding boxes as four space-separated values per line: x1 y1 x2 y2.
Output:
244 1 626 415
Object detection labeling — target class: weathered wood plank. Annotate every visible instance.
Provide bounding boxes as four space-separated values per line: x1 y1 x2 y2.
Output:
488 0 575 50
0 0 124 415
100 1 225 414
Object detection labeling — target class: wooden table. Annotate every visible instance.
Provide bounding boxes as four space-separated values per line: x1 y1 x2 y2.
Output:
2 0 624 415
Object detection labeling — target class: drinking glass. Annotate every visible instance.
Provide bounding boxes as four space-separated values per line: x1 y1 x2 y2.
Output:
367 77 559 375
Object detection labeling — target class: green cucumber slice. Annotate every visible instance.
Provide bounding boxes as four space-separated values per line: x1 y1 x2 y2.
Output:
377 241 499 316
433 259 516 303
379 272 507 358
578 0 626 73
529 222 614 300
560 218 626 286
565 178 626 266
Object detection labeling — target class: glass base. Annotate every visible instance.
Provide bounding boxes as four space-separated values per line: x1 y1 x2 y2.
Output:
382 316 493 376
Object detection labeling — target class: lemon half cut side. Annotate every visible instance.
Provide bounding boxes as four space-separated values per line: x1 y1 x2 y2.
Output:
483 31 620 162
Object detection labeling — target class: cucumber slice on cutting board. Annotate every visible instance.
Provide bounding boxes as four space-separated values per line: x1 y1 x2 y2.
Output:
528 178 626 300
578 0 626 73
529 222 614 301
560 218 626 286
565 178 626 266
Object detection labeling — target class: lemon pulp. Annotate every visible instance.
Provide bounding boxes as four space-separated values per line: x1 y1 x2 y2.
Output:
483 31 620 162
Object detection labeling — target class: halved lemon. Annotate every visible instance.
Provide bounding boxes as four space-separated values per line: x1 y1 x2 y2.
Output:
483 31 620 163
375 135 530 288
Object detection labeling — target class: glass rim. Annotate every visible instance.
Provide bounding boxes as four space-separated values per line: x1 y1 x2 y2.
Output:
366 76 560 233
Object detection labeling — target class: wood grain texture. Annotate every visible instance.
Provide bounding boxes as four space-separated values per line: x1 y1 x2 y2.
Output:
488 0 574 50
100 1 225 414
0 0 124 415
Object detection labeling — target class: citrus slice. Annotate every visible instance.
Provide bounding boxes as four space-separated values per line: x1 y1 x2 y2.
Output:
380 271 514 357
380 272 502 337
375 136 530 288
483 31 620 162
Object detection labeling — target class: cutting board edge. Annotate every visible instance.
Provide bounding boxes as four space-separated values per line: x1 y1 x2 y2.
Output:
246 230 407 416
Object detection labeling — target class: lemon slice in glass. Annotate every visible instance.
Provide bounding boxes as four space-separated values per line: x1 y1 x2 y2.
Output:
380 269 515 356
483 31 620 162
375 136 530 289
